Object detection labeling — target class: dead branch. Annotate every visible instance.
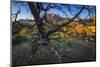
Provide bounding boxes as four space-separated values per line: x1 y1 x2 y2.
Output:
46 6 85 37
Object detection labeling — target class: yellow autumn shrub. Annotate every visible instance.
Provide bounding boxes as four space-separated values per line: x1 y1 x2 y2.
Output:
19 28 32 37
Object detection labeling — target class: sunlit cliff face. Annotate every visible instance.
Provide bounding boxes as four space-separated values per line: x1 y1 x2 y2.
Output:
46 13 57 22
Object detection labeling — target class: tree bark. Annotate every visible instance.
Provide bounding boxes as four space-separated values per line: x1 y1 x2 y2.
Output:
27 2 61 63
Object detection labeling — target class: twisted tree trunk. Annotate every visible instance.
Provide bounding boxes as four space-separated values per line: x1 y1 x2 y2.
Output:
27 2 61 63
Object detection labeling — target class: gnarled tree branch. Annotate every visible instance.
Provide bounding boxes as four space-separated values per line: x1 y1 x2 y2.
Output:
46 6 85 37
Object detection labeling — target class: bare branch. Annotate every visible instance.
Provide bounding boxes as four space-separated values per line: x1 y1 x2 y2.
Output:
46 6 85 37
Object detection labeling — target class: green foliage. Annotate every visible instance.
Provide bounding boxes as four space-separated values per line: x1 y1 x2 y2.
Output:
64 18 69 22
12 34 29 45
12 36 96 66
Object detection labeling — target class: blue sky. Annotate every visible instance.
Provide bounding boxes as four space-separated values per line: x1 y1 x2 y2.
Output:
12 2 34 20
12 1 96 20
